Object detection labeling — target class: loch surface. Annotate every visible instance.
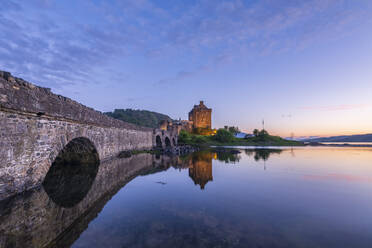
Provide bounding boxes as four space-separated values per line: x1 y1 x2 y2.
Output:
2 147 372 248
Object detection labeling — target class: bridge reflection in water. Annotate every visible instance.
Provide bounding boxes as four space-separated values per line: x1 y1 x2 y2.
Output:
42 137 100 208
0 148 281 248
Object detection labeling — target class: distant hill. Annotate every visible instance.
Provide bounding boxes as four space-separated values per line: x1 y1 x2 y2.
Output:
104 109 172 129
304 134 372 142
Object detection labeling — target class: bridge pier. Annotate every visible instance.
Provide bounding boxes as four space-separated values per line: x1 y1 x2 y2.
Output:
153 129 178 150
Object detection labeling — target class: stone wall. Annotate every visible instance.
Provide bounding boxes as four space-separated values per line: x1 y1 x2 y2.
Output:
0 110 153 200
0 70 177 200
0 154 178 248
0 71 149 131
188 101 212 129
193 109 212 129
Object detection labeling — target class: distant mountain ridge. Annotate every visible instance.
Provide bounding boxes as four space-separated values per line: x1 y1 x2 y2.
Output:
304 134 372 142
104 109 172 129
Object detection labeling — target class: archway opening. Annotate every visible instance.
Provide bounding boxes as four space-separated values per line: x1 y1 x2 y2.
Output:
42 137 100 208
165 137 171 148
156 135 163 148
172 138 176 146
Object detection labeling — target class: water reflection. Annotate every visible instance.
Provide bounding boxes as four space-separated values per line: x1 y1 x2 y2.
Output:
42 137 100 208
181 149 281 189
0 153 174 248
1 149 251 247
214 149 241 163
3 148 372 248
245 148 282 161
187 152 214 190
73 147 372 248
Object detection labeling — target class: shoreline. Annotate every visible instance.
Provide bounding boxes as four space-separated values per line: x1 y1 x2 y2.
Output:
209 143 372 148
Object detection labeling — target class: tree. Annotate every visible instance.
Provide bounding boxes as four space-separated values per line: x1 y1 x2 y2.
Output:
228 126 240 135
214 128 235 143
191 135 207 144
259 129 269 137
253 129 259 137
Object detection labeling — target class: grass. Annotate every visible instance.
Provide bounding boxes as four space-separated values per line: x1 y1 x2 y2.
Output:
179 132 304 147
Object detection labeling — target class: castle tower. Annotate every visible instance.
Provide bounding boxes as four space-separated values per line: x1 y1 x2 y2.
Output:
188 101 212 129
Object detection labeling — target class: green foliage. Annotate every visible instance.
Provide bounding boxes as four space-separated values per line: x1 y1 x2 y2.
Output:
191 135 208 144
245 129 302 145
258 129 269 141
228 126 240 134
105 109 172 128
214 128 235 143
251 129 269 141
179 128 303 147
179 130 207 144
259 129 269 136
178 130 192 144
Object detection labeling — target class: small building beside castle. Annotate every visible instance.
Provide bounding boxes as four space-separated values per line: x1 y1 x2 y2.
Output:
188 101 212 129
160 100 213 134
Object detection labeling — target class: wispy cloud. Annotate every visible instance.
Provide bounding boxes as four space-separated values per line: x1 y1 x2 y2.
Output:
299 104 370 111
154 53 234 86
0 0 370 89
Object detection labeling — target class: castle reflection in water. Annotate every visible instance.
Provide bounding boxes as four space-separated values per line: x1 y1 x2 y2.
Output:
183 148 281 190
0 148 281 248
187 152 215 190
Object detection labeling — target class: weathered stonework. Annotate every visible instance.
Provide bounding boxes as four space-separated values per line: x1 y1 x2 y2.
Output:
0 154 180 248
0 71 178 200
188 101 212 129
0 71 148 130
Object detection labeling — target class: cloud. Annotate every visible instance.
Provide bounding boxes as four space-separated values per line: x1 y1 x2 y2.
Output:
0 0 370 90
155 69 202 86
299 104 370 111
0 0 22 12
154 51 235 86
154 57 226 86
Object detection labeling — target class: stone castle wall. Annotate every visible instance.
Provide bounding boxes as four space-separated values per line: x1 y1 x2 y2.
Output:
192 108 212 129
188 101 212 129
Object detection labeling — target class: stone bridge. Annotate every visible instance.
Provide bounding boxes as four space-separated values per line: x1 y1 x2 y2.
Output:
0 153 183 248
0 71 178 200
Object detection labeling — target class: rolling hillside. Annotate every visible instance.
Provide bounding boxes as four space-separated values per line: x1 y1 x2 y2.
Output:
304 134 372 142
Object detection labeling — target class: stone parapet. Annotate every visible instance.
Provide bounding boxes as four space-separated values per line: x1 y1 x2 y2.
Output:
0 71 150 131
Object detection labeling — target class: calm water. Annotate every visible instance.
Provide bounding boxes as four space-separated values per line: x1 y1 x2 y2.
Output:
321 142 372 146
1 147 372 248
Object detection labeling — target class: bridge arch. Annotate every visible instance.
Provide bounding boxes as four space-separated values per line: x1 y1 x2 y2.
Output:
155 135 163 148
43 137 100 207
164 136 171 148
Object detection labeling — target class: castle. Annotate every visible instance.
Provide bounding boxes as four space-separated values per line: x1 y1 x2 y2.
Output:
160 101 212 134
188 101 212 129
